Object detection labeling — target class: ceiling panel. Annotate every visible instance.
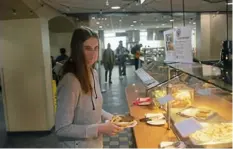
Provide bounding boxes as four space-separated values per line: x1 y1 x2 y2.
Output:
0 0 38 20
42 0 232 13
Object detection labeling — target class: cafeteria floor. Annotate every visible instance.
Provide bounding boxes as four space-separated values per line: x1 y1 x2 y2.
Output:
5 65 138 148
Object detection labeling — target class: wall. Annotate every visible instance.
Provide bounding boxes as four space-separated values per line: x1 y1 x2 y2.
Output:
196 13 232 61
49 32 72 57
0 18 54 131
210 14 232 60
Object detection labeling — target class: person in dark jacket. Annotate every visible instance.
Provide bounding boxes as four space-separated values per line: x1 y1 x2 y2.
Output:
55 48 69 63
116 41 128 78
102 43 115 84
131 44 142 70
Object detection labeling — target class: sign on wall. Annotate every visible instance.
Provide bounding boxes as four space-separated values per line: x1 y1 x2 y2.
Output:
164 27 193 63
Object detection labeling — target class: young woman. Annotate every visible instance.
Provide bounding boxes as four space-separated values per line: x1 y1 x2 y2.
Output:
55 27 124 148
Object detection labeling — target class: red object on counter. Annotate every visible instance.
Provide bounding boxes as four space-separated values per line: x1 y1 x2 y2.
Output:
133 97 152 106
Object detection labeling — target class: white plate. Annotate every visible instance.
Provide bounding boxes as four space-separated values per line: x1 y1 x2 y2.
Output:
145 113 165 119
105 120 138 128
147 119 166 126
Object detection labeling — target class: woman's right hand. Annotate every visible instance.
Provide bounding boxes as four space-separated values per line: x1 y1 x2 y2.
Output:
98 122 124 136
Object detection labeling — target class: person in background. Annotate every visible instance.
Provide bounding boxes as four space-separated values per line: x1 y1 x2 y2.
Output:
56 48 69 63
55 27 124 148
116 41 128 78
102 43 115 84
131 44 142 70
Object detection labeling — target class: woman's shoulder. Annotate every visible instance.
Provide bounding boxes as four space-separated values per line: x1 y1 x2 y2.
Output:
58 73 81 89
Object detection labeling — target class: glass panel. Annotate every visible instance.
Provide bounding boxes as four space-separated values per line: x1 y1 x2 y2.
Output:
167 62 232 92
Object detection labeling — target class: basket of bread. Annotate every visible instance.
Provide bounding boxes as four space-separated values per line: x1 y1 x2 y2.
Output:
110 115 137 128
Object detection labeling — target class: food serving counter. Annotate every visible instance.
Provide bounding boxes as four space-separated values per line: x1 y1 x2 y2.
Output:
126 61 232 148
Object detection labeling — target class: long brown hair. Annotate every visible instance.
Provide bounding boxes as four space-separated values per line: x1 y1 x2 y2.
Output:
62 27 99 94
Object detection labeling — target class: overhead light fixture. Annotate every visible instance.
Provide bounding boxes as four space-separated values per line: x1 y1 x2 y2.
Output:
119 19 122 22
133 20 137 23
12 9 16 15
111 6 121 10
96 22 100 25
99 26 103 29
106 0 109 6
136 0 146 4
227 2 233 5
131 24 134 27
193 22 196 25
105 18 107 20
92 17 95 20
170 19 174 22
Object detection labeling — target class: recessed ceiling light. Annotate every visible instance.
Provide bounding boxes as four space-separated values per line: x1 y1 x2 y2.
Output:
119 19 122 22
111 6 121 9
105 18 107 20
193 22 196 25
99 26 103 28
96 22 100 24
133 20 137 23
131 24 134 27
170 19 174 22
227 2 233 5
92 17 95 20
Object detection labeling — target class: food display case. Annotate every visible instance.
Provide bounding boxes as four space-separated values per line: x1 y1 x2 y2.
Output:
135 61 232 148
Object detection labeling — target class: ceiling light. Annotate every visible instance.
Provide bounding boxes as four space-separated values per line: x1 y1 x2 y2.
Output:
193 22 196 25
92 17 95 20
162 24 165 26
119 19 122 22
105 18 107 20
170 19 174 22
96 22 100 25
140 0 146 4
99 26 103 29
133 21 137 23
12 9 16 15
131 24 134 27
227 2 233 5
134 29 137 30
111 6 121 10
106 0 109 6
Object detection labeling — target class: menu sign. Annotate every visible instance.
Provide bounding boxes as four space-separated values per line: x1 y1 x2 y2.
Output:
164 27 193 63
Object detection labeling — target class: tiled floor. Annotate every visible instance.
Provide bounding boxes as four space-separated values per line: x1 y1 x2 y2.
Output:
4 65 139 148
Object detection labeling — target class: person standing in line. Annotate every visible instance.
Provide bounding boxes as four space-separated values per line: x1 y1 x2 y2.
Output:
55 27 124 148
131 44 142 70
116 41 128 79
102 43 115 84
56 48 69 63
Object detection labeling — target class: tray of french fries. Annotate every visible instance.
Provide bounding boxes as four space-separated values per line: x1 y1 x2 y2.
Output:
189 123 232 147
176 106 216 120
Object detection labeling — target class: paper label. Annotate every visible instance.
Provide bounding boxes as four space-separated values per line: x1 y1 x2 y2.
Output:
174 117 203 137
157 94 174 105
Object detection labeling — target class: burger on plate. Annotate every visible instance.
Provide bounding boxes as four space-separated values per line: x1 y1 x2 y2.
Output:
110 115 136 127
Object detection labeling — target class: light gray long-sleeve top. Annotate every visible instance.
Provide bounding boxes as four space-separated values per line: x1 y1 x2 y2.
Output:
55 69 113 148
